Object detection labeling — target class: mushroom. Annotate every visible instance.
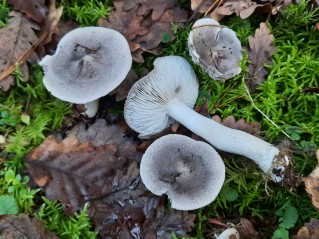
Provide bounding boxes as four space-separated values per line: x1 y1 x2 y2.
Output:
140 134 225 210
216 228 240 239
124 55 290 182
188 18 242 81
39 26 132 117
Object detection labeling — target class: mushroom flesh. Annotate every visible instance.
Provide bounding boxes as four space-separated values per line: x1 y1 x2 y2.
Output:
39 26 132 117
124 56 290 182
140 134 225 210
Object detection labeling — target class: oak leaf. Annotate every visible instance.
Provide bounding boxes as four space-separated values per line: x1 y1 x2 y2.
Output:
123 0 178 21
25 119 196 238
194 103 261 136
7 0 48 24
304 150 319 211
191 0 215 13
100 0 188 62
137 0 178 21
0 214 58 239
212 115 261 136
235 218 259 239
99 1 149 53
246 22 276 92
0 11 40 90
210 0 273 21
292 218 319 239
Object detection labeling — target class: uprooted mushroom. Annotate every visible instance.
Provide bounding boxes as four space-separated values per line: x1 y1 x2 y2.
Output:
188 18 243 81
140 134 225 210
124 55 290 182
39 26 132 117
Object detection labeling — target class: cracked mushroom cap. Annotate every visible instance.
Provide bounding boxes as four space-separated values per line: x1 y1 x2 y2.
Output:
39 27 132 104
140 134 225 210
188 18 242 81
124 55 198 138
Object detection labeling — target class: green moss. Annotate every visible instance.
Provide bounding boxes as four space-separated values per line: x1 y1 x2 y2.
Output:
0 0 9 27
0 65 72 167
37 198 98 239
56 0 112 26
161 1 319 238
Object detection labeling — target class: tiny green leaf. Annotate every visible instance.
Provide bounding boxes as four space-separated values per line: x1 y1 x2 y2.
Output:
279 206 298 229
20 113 30 125
272 228 289 239
161 32 171 43
221 186 238 201
5 169 15 183
0 195 18 215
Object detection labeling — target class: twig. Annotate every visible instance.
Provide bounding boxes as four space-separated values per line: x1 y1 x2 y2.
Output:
244 83 291 139
0 32 48 82
204 0 225 16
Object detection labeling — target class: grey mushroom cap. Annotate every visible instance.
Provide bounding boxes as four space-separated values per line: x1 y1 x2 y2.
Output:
124 56 199 138
188 18 242 81
39 26 132 104
140 134 225 210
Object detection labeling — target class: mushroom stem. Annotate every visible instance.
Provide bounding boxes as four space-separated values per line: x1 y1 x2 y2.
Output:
84 99 99 118
167 99 289 182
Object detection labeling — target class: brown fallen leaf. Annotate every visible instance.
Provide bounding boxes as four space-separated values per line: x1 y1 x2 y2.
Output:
99 1 148 53
36 0 64 56
235 218 259 239
246 22 276 92
7 0 48 24
100 0 188 62
304 150 319 210
0 11 40 90
109 69 139 101
212 115 261 136
25 119 196 238
0 214 58 239
210 0 273 21
194 103 261 136
191 0 215 13
292 218 319 239
139 0 178 20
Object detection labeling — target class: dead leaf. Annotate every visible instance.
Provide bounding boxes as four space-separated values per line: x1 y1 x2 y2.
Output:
235 218 259 239
123 0 178 21
212 115 261 136
292 218 319 239
191 0 215 13
37 0 64 52
207 0 274 21
25 119 196 238
7 0 48 24
100 0 188 62
0 11 40 90
246 22 276 92
99 1 149 53
304 150 319 210
136 6 188 51
110 69 139 101
137 0 178 21
0 214 58 239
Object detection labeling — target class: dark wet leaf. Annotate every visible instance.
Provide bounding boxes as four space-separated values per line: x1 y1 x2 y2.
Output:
246 22 276 92
25 119 196 238
0 11 39 90
7 0 48 23
0 214 58 239
100 0 188 62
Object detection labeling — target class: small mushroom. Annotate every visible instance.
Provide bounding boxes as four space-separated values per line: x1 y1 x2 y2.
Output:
216 228 240 239
188 18 242 81
39 27 132 117
140 134 225 210
124 55 290 182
